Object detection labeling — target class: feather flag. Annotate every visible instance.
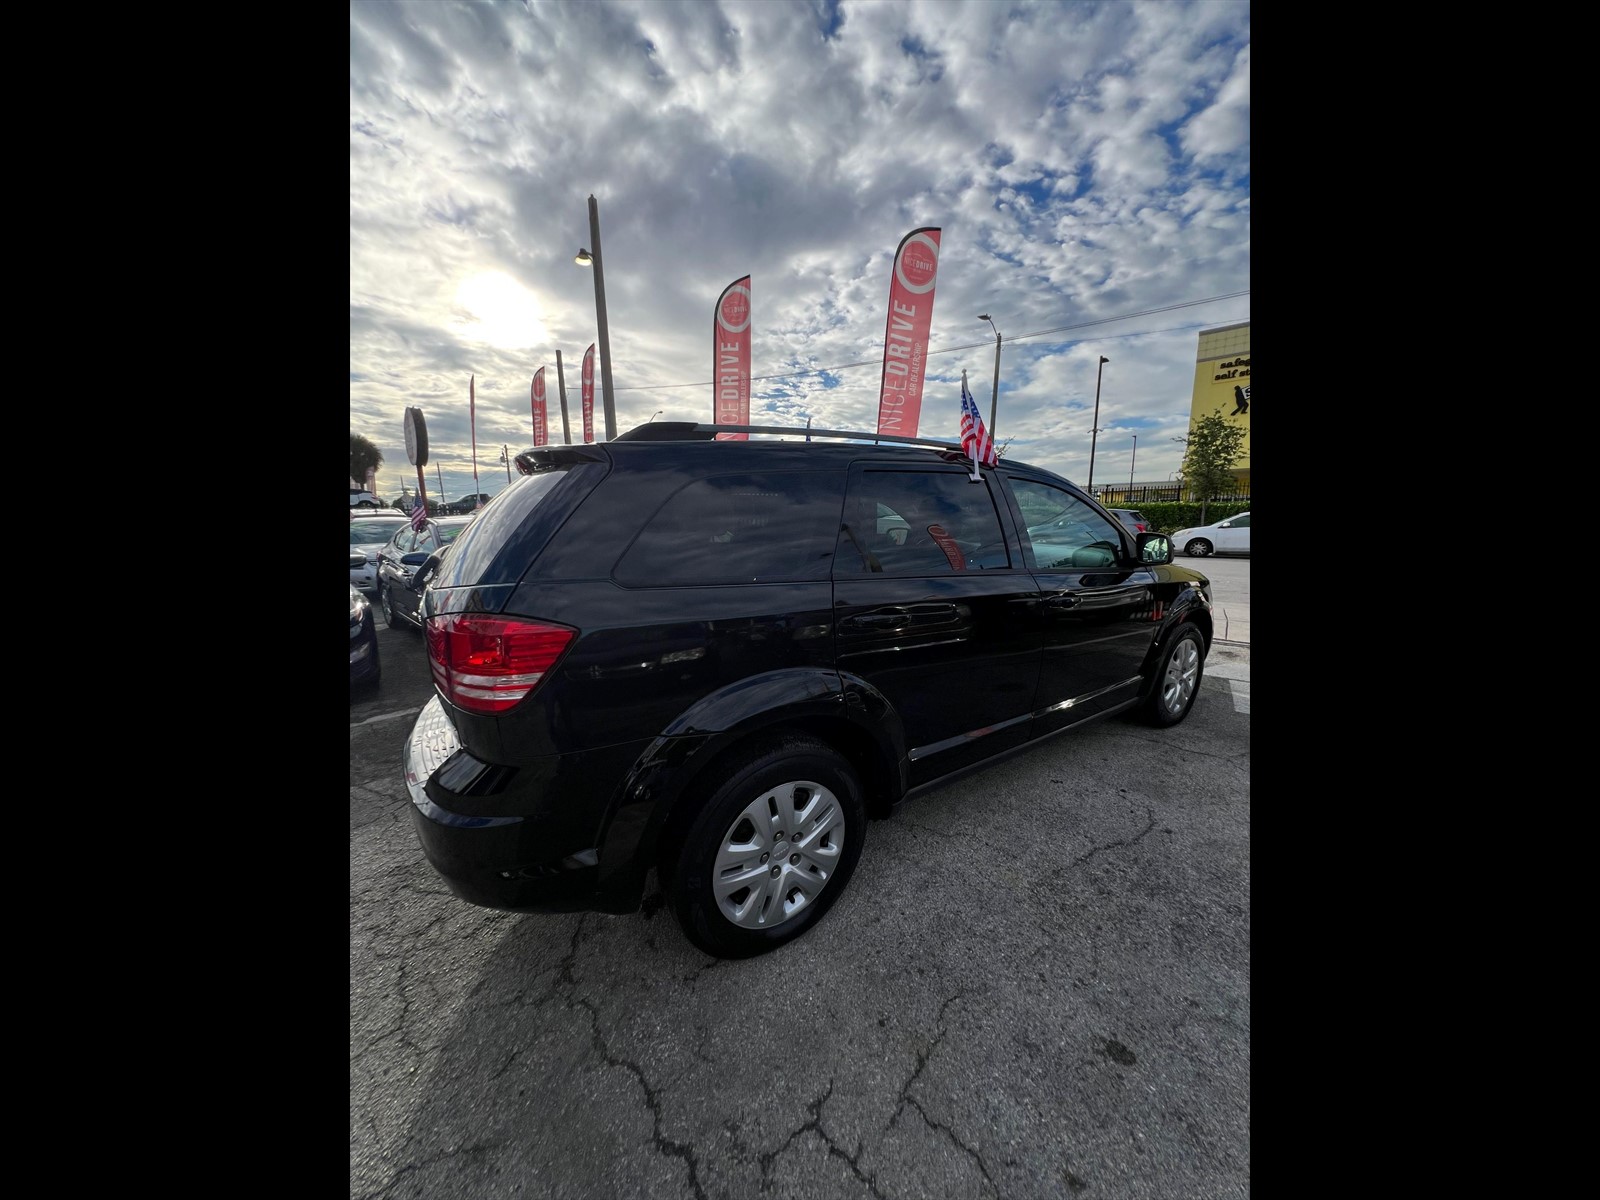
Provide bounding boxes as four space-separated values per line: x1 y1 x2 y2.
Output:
532 368 548 447
581 345 595 444
875 227 941 437
470 374 481 507
713 276 751 441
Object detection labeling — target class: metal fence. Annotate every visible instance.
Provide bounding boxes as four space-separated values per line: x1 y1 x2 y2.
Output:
1093 483 1251 506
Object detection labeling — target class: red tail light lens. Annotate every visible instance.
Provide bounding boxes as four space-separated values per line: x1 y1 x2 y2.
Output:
425 614 576 714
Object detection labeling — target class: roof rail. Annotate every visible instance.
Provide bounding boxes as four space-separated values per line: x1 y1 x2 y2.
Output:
615 421 967 452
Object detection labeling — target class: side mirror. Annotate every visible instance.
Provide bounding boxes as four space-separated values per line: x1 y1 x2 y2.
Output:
399 551 430 567
411 552 443 592
350 553 367 570
1136 533 1172 564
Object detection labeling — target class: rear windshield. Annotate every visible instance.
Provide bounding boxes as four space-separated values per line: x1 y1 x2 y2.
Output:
430 469 571 588
350 518 406 544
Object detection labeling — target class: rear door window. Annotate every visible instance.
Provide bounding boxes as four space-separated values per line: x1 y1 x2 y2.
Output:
837 468 1011 574
615 470 845 586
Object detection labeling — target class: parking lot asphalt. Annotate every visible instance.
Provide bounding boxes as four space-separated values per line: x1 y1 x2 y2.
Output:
352 620 1249 1199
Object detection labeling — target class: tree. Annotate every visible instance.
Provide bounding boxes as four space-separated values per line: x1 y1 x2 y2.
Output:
351 434 384 490
1173 408 1247 525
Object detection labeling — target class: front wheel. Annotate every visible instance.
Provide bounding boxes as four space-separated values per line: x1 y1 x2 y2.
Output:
1184 538 1213 557
667 735 866 959
381 585 407 630
1140 624 1206 727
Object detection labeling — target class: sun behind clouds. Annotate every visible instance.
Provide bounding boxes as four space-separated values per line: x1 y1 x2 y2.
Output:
453 271 547 350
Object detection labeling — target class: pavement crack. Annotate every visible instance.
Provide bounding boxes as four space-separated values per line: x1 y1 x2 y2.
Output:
757 1078 835 1179
572 996 707 1200
1070 805 1157 870
904 1094 1000 1197
360 1139 498 1200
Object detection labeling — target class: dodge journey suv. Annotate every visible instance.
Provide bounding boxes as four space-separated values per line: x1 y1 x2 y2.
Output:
403 422 1213 957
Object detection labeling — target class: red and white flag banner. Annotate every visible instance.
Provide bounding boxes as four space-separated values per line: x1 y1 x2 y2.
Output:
875 226 941 438
713 275 751 441
581 345 596 444
470 374 480 496
532 368 548 447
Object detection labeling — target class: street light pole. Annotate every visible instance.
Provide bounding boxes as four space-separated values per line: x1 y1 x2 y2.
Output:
575 195 618 441
649 409 663 422
978 314 1002 437
1129 434 1137 491
555 350 571 445
1086 355 1109 491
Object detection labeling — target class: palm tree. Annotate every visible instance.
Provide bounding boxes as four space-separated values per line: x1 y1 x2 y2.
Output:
351 434 384 491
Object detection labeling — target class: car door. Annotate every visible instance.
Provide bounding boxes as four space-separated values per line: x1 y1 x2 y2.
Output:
1003 474 1162 730
1216 513 1249 553
378 527 415 593
398 527 438 623
833 462 1041 788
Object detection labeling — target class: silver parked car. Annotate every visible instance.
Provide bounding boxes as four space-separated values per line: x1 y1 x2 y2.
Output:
351 512 413 594
1169 511 1250 557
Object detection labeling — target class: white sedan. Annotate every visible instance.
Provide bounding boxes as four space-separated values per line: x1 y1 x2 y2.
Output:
1169 511 1250 557
351 512 412 594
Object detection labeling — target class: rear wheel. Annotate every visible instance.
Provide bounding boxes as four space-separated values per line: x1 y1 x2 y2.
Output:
1140 624 1205 727
666 735 866 959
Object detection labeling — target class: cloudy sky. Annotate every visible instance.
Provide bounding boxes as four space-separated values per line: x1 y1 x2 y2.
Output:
350 0 1249 502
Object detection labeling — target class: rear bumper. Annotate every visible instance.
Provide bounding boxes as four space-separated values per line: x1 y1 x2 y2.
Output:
403 696 648 913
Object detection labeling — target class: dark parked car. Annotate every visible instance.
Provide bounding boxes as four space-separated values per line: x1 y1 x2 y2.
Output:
1109 507 1149 537
402 422 1213 958
376 515 477 630
350 584 380 691
440 492 494 515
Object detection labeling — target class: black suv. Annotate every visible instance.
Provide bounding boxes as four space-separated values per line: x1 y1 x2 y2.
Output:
403 423 1213 957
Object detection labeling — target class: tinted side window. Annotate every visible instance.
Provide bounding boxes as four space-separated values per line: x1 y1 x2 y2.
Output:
1011 481 1124 570
615 470 845 586
1228 514 1250 527
838 469 1011 574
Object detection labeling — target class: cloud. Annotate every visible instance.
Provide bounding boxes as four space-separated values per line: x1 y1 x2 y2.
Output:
351 0 1249 499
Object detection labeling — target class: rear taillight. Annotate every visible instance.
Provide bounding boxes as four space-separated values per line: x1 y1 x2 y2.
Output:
1136 523 1147 532
426 614 575 714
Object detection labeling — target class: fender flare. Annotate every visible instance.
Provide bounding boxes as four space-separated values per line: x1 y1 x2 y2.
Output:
592 667 906 906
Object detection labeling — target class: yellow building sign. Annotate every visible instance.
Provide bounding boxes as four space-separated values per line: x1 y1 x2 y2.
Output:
1188 320 1250 488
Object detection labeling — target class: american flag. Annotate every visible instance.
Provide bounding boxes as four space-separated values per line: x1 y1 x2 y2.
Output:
410 498 427 532
960 373 998 469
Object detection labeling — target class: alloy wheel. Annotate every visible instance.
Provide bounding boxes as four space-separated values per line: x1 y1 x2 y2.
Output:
1161 636 1200 717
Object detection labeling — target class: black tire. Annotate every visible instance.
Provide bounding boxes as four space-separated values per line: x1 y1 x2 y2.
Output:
1184 538 1213 557
380 585 407 630
666 734 866 959
1139 623 1206 727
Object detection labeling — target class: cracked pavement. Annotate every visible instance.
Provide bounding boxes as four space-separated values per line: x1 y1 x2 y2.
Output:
352 627 1249 1199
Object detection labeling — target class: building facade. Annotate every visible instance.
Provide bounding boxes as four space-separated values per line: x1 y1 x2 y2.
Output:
1187 320 1250 491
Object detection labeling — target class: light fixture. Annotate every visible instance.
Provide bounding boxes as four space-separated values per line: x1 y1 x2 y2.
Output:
575 195 617 440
